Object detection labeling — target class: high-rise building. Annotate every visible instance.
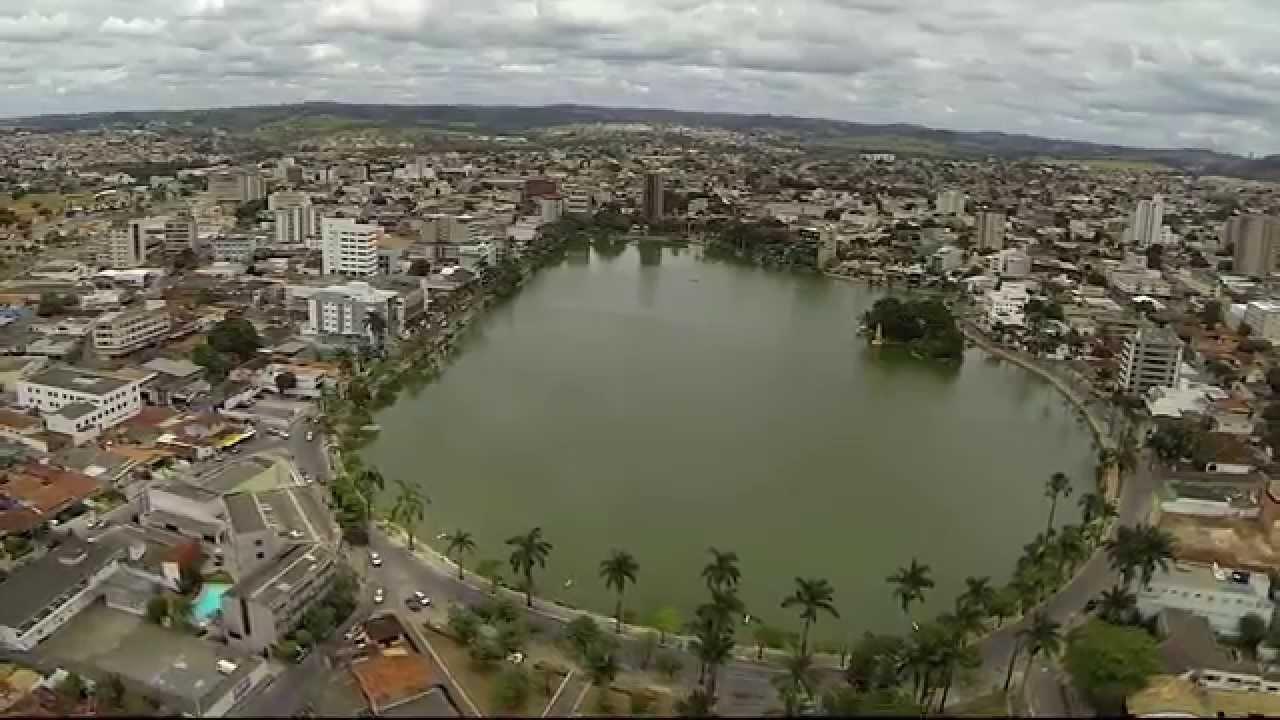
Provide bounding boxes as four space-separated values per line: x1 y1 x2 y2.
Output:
162 213 198 256
320 217 381 277
563 185 593 215
975 210 1006 251
1119 326 1183 394
935 190 965 216
538 195 564 224
270 192 315 246
643 171 665 223
1226 214 1280 278
208 168 265 204
1128 195 1164 248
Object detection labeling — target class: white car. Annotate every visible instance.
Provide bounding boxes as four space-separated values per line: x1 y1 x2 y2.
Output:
413 591 431 607
369 552 382 568
374 587 385 604
305 431 314 442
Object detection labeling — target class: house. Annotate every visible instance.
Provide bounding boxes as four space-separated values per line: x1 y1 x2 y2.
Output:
16 365 147 444
0 534 124 650
1136 563 1274 637
139 482 281 579
0 463 101 537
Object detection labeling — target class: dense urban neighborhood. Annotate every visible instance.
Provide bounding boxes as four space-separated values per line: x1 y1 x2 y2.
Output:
3 108 1280 718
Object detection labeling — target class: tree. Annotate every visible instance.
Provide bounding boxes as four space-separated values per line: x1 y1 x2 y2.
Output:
1064 620 1161 714
1055 525 1090 577
1104 525 1144 587
702 547 741 592
146 594 169 624
585 643 620 688
823 687 921 716
772 647 819 716
887 558 934 624
506 527 552 608
1044 471 1072 535
1201 300 1223 327
443 530 476 580
655 652 684 680
751 621 788 661
492 665 531 711
675 688 715 717
96 673 127 710
364 310 388 347
392 480 429 551
1005 611 1060 691
989 587 1019 629
192 342 234 381
1096 585 1137 625
56 671 86 708
207 316 262 361
599 549 639 633
645 606 681 648
1239 613 1268 659
563 615 605 662
1078 491 1117 543
844 632 906 692
781 577 839 656
958 576 996 617
476 558 503 595
37 291 75 317
274 371 297 393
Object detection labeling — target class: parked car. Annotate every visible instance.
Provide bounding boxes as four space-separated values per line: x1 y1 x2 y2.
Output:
369 551 382 568
305 431 314 442
374 587 385 604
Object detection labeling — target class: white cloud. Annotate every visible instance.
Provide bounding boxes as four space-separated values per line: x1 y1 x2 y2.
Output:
1 0 1280 154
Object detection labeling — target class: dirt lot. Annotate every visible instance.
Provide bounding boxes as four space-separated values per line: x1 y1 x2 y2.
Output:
1160 513 1280 570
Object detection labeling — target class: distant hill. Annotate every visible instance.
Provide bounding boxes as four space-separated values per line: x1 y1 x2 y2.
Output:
6 101 1276 179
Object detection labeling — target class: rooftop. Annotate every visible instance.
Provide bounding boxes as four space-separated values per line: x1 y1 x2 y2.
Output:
223 492 268 534
24 365 133 396
225 542 333 608
0 532 123 631
1146 562 1270 598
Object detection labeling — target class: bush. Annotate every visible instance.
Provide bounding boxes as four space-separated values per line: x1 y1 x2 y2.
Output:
448 606 481 646
146 595 169 624
491 666 530 711
631 690 657 715
1064 620 1161 714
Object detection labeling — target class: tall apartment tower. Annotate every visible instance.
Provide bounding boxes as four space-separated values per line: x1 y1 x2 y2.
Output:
320 217 380 277
643 171 665 223
1129 195 1164 248
975 210 1006 251
270 191 315 246
1227 214 1280 278
1119 326 1184 394
935 190 965 216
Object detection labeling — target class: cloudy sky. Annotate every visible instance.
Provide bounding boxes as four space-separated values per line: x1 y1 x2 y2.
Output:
2 0 1278 154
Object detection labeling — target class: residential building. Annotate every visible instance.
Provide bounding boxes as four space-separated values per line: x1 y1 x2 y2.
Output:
0 536 124 650
17 365 144 440
976 210 1006 251
162 213 199 255
935 190 965 216
1129 195 1165 248
983 281 1030 329
1119 326 1184 394
140 482 282 579
103 218 165 268
929 246 964 274
417 213 491 261
1137 563 1274 637
208 168 265 204
320 217 380 277
269 192 316 247
985 248 1031 278
221 543 337 656
538 195 564 224
643 171 665 222
289 280 424 341
1228 214 1280 278
564 185 592 215
209 234 258 263
1243 300 1280 342
92 304 172 357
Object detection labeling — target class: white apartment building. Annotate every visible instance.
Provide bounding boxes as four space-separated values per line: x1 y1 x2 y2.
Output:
935 190 965 216
1227 214 1280 279
320 216 380 277
289 280 425 340
221 543 337 656
17 365 144 441
1243 300 1280 342
976 210 1006 251
210 233 258 263
1119 326 1184 394
162 213 198 255
985 248 1031 278
418 213 492 261
92 304 171 357
984 282 1030 329
538 195 564 224
102 218 165 268
1128 195 1165 249
1137 563 1274 637
269 191 316 246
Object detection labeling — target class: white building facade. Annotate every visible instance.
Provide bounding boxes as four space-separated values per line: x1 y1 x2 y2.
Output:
320 217 380 277
92 305 172 357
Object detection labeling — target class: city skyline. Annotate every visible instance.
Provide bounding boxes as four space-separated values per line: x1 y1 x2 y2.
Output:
2 0 1280 155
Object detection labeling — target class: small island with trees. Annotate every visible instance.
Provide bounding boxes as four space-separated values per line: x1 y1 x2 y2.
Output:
862 296 965 361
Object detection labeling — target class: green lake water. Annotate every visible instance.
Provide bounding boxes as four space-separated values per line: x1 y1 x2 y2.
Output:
368 242 1097 641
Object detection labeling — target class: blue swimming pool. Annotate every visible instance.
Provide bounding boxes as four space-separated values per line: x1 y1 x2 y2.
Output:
191 583 231 624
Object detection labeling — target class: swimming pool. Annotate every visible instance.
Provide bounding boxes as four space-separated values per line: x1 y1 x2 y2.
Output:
191 583 231 624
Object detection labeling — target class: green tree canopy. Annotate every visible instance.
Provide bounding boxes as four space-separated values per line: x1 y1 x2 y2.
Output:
1064 620 1161 714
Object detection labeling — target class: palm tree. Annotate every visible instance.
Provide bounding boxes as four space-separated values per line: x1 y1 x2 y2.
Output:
1004 611 1060 691
1096 585 1137 625
1078 492 1118 545
505 527 552 608
702 548 741 592
675 688 715 717
1044 471 1073 534
475 558 503 595
781 577 839 656
1055 525 1089 578
772 647 819 716
391 479 427 550
887 558 934 624
958 576 996 617
934 629 981 713
1133 524 1177 588
354 466 385 523
443 530 476 581
364 310 388 349
599 550 639 633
